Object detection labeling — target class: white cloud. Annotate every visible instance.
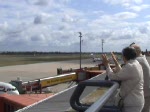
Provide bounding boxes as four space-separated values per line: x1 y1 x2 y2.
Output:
89 12 138 29
62 14 74 22
103 0 150 12
145 15 150 20
114 12 138 20
126 4 150 12
103 0 143 5
0 0 150 52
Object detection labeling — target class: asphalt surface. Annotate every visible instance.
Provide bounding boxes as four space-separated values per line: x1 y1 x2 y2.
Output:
0 59 100 82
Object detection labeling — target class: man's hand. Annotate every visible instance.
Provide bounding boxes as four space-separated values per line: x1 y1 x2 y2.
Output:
101 54 110 67
111 52 122 72
111 52 119 66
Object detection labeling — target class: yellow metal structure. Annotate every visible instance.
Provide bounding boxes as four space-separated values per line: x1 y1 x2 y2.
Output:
84 66 99 70
40 73 77 88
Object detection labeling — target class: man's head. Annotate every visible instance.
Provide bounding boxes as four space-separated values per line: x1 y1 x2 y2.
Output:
130 43 142 56
122 47 137 63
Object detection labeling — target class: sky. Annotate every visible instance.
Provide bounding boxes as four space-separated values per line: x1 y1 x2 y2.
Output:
0 0 150 52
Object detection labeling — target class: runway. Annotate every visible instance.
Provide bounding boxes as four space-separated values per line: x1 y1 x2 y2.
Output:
0 59 100 82
1 56 150 83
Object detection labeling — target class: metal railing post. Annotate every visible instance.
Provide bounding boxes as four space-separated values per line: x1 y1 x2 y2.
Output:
70 80 119 112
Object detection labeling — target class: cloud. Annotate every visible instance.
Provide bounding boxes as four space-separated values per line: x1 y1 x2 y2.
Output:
145 15 150 18
85 15 150 51
102 0 150 12
62 14 74 22
25 0 49 6
30 34 46 42
126 4 150 12
103 0 150 13
35 0 49 6
33 13 52 25
0 0 150 52
34 15 43 24
88 12 138 29
114 12 138 20
139 27 149 34
103 0 143 5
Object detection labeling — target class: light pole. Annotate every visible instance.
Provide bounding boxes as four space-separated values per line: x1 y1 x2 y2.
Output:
101 39 104 53
79 32 82 69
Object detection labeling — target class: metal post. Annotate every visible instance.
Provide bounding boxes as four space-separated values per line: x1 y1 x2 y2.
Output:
70 80 119 112
79 32 82 69
102 39 104 53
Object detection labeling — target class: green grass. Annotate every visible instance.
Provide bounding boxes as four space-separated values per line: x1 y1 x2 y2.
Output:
0 54 91 67
0 53 123 67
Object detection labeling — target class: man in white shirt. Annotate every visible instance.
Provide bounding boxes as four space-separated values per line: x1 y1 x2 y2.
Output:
131 44 150 112
101 47 144 112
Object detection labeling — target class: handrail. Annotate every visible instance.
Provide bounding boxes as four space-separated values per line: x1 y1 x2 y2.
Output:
85 81 119 112
70 80 119 112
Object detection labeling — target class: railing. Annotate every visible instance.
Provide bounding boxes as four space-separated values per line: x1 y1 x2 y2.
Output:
70 80 119 112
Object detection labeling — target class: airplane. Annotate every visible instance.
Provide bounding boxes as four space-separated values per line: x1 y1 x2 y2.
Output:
90 53 102 62
93 57 102 62
0 82 19 95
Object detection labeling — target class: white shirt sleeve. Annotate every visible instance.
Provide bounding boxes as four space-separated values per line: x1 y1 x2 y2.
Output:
106 64 133 81
112 64 122 73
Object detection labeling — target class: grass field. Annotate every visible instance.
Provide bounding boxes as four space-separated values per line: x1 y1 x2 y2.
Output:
0 52 122 67
0 53 91 67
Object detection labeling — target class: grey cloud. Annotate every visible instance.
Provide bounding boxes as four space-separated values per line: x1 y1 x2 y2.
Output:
26 0 49 6
139 27 149 34
115 34 132 40
31 35 42 41
0 34 28 49
134 22 150 34
84 32 98 41
35 0 49 6
100 31 112 38
34 15 43 24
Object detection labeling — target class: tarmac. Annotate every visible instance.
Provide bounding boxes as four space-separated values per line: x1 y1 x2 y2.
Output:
1 56 150 82
0 59 100 82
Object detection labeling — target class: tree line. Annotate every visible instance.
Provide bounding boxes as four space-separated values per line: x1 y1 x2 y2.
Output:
0 51 114 55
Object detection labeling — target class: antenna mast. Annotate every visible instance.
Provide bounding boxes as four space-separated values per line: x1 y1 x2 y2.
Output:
79 32 82 69
102 39 104 53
